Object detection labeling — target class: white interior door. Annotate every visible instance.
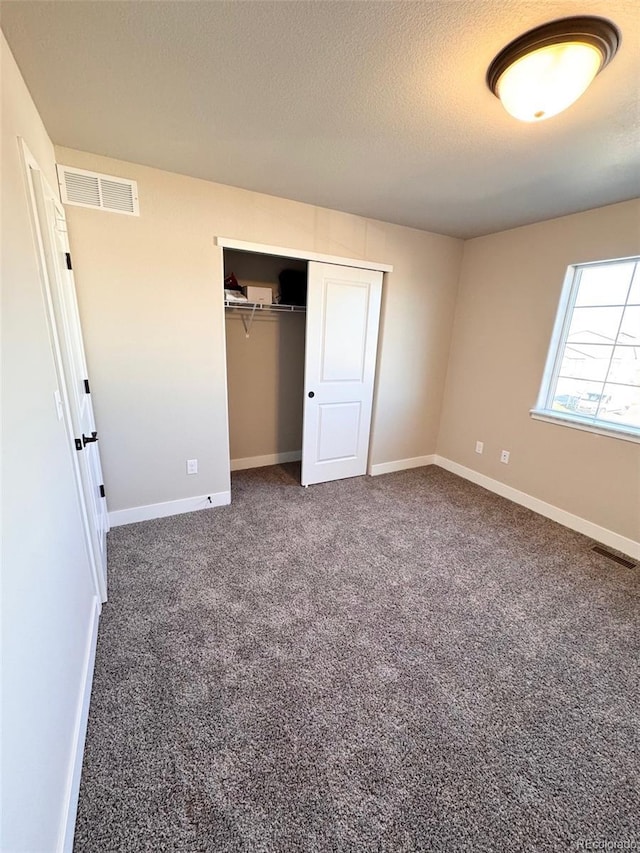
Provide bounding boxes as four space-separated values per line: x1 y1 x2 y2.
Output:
302 262 383 486
34 169 109 598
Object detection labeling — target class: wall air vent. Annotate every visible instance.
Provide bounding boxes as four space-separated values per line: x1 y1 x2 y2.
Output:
57 165 139 216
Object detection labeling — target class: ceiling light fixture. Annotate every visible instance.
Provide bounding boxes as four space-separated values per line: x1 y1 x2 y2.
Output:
487 16 620 122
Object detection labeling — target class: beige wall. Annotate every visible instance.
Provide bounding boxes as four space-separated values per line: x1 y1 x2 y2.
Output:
226 312 306 461
1 32 97 851
56 146 463 511
437 200 640 542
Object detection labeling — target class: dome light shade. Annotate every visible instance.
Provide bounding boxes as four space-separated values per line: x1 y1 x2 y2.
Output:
497 42 602 122
487 17 620 122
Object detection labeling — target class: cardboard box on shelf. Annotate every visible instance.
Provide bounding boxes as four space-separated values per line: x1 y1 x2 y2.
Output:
242 285 273 305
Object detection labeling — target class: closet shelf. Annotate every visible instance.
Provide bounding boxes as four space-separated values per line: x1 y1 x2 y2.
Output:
224 300 306 313
224 299 305 337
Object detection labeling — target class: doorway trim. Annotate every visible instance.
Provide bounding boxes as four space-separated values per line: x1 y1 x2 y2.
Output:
20 138 107 603
215 237 393 273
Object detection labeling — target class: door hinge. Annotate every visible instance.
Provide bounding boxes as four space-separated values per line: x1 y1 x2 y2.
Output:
99 484 106 498
84 379 91 394
75 438 82 451
65 252 72 270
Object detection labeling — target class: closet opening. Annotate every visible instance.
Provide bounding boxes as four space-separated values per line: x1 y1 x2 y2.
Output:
223 249 308 482
218 236 391 496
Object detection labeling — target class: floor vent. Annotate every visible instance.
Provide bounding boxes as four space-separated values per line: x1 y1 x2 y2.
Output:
57 165 139 216
592 545 637 569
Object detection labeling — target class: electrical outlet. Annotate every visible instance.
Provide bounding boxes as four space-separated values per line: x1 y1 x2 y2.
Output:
475 441 484 454
500 450 510 464
186 459 198 475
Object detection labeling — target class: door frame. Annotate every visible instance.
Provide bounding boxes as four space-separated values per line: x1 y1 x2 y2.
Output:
20 139 107 602
44 189 109 594
216 237 392 273
215 237 392 494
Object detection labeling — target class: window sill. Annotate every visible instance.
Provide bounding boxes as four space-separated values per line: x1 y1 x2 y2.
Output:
530 410 640 445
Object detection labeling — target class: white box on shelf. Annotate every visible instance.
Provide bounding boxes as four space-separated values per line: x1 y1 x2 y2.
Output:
243 285 272 305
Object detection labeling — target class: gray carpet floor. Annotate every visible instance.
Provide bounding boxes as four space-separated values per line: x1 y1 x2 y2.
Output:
74 465 639 852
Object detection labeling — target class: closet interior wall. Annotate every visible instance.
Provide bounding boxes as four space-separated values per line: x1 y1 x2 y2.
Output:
224 250 307 468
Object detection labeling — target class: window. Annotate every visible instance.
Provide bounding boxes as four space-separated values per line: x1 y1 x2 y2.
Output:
532 257 640 442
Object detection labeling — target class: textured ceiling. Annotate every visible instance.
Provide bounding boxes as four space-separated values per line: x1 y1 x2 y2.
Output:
2 1 639 238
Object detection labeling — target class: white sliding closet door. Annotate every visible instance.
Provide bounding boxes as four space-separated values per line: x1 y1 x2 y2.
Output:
302 262 383 486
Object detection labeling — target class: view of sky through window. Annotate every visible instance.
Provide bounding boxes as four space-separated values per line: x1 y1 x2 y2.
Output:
548 259 640 432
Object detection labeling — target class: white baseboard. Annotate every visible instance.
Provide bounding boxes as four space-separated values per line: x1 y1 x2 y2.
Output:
369 455 436 476
59 596 100 853
108 490 231 527
434 455 639 561
231 450 301 472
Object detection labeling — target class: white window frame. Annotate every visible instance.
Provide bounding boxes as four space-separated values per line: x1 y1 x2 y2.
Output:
531 256 640 444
